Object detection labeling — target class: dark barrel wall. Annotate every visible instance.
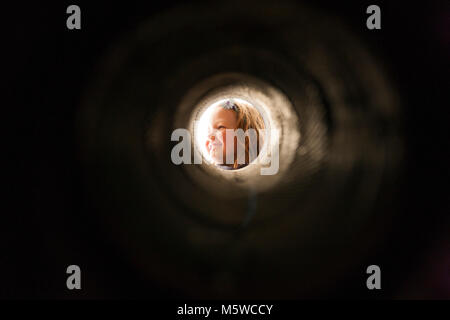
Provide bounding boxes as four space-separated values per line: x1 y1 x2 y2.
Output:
5 0 449 299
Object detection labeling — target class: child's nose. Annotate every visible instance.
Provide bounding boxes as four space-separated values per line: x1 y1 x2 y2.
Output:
207 131 216 141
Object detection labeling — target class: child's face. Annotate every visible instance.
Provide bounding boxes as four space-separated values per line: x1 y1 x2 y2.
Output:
205 106 238 165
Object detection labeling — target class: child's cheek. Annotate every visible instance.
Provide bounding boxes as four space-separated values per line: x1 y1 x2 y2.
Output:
220 131 227 150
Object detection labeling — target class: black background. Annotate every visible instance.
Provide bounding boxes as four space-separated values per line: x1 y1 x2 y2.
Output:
5 0 449 299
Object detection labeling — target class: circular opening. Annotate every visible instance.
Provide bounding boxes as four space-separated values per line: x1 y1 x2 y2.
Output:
172 72 301 197
194 97 268 170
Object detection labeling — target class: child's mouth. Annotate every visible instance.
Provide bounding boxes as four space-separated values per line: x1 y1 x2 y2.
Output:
208 142 221 152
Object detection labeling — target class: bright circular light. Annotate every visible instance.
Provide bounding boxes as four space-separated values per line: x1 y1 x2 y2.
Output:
174 72 301 195
194 98 267 166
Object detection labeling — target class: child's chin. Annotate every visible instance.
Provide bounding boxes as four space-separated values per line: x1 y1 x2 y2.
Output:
211 159 223 165
209 153 223 164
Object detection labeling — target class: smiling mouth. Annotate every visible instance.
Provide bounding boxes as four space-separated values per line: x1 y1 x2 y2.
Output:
208 143 221 152
209 146 217 154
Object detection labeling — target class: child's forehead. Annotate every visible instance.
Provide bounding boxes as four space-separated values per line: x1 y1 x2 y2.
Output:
209 106 237 122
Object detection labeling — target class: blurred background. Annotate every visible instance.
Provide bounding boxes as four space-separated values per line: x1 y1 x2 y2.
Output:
4 0 449 299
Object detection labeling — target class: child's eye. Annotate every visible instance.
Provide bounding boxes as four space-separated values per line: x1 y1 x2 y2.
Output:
218 125 226 130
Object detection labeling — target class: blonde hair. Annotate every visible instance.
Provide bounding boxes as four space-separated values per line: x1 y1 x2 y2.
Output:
222 101 265 169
